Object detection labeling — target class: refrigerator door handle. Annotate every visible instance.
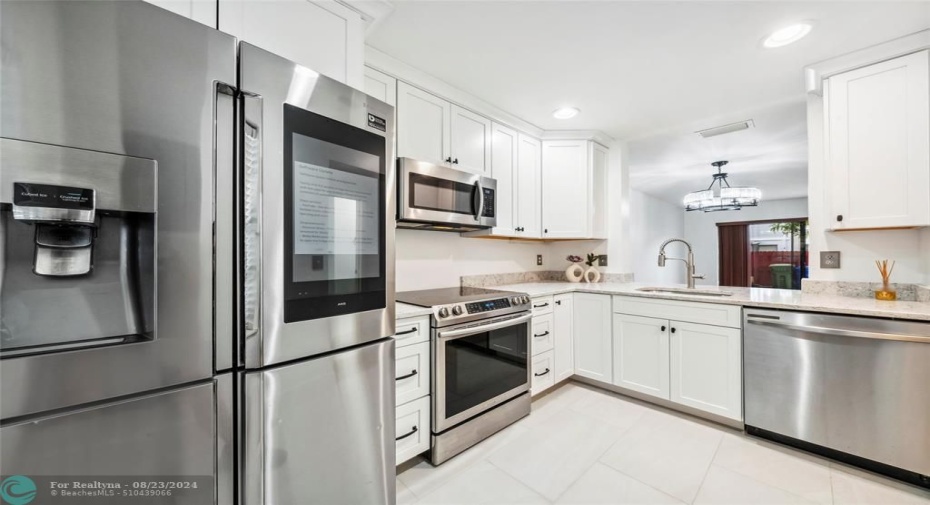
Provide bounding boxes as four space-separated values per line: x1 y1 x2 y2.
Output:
240 91 263 368
215 81 237 372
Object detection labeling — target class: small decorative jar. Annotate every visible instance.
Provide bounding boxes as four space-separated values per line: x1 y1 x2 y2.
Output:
875 281 897 301
565 263 584 283
584 265 601 283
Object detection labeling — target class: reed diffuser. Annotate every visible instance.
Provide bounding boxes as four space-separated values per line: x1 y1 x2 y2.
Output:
875 259 896 301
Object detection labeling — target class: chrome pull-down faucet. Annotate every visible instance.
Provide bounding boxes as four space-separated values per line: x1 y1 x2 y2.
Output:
658 238 704 289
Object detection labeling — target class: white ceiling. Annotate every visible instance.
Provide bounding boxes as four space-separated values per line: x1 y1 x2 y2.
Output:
367 1 929 204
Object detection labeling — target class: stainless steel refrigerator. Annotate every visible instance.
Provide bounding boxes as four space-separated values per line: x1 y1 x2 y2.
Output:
0 2 397 504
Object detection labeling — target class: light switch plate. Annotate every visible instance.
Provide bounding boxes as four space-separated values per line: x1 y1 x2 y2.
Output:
598 255 608 267
820 251 841 269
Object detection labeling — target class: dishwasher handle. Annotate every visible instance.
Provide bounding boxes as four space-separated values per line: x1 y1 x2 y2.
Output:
746 317 930 344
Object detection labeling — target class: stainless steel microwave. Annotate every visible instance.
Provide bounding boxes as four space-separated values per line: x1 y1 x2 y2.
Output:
397 157 497 232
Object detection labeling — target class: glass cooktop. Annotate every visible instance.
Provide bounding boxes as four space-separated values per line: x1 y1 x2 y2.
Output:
396 287 522 308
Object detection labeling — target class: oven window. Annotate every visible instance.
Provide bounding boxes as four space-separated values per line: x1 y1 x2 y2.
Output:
444 323 528 419
409 172 476 215
283 104 386 322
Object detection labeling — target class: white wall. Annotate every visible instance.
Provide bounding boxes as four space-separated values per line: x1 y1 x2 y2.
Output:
395 229 549 291
807 92 929 285
683 197 809 286
630 190 686 284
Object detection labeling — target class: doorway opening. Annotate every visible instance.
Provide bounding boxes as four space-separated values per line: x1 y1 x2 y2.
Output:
718 218 809 289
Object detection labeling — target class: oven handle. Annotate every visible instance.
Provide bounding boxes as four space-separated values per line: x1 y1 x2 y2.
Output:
474 180 484 221
438 313 533 341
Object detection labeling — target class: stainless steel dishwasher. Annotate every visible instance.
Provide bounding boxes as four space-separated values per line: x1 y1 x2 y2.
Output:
744 309 930 488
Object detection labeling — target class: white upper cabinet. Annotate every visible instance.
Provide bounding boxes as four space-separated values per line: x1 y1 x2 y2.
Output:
397 82 451 166
489 123 518 235
516 134 542 238
449 105 492 174
218 0 364 88
542 140 608 238
825 50 930 230
573 293 612 383
143 0 217 27
363 67 396 106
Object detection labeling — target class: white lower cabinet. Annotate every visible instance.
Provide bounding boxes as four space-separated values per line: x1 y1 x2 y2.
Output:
552 293 574 382
573 293 613 383
670 321 742 420
612 314 669 399
394 396 430 466
531 350 555 395
393 315 432 465
531 313 554 355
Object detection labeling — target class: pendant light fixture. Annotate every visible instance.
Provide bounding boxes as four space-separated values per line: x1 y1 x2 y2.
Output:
683 160 762 212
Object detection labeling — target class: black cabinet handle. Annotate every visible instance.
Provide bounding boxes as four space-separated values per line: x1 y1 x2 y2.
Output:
544 228 548 234
395 370 418 381
534 331 550 338
445 157 452 163
453 158 459 164
534 368 551 377
396 426 418 441
516 226 523 232
670 327 677 334
556 300 561 305
396 327 418 336
836 214 843 222
661 325 667 332
533 302 549 308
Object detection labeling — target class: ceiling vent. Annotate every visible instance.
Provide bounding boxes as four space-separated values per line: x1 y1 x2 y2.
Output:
695 119 755 139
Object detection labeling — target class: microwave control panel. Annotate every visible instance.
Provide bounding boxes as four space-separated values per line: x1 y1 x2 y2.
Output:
481 187 495 217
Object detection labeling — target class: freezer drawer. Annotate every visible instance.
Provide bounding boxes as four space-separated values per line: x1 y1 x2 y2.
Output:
1 382 216 503
242 338 395 505
744 309 930 478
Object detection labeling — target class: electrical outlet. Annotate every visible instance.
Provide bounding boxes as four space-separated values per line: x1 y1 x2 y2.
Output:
820 251 841 269
598 255 608 267
536 254 543 266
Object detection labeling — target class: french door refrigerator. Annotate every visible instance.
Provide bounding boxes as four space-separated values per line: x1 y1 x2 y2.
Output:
1 2 397 504
225 43 397 504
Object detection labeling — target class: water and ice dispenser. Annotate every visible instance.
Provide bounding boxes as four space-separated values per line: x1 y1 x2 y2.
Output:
0 139 157 356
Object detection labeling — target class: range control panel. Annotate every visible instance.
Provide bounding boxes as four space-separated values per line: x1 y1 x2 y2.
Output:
466 298 511 314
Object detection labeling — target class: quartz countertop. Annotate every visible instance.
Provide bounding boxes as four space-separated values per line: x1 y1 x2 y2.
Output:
396 302 432 319
491 282 930 322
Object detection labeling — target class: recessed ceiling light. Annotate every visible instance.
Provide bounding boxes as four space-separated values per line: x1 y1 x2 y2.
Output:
552 107 579 119
763 23 812 48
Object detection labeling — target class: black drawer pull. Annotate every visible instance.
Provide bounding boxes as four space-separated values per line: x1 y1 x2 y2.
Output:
396 426 418 441
534 368 551 377
533 303 549 308
555 300 561 305
396 327 418 336
395 370 418 381
661 325 667 332
670 327 677 334
534 331 550 338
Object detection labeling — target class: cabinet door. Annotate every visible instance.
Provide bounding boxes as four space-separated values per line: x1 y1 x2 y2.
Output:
542 140 589 238
572 293 612 383
395 341 430 406
143 0 217 27
612 314 670 399
219 0 364 88
395 396 430 465
531 350 555 396
553 294 574 383
826 50 930 230
363 67 397 106
490 123 518 235
397 81 451 166
516 134 542 238
589 142 609 239
450 105 492 174
669 321 742 420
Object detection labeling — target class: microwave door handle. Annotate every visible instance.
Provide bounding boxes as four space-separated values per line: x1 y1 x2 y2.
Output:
438 313 533 340
474 180 484 221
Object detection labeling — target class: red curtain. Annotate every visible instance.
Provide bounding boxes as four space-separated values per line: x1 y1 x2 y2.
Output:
718 224 750 287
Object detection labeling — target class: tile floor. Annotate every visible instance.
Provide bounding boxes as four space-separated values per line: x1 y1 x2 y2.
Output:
396 382 930 505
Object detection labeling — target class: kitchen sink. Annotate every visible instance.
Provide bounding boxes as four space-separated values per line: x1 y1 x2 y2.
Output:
636 287 734 297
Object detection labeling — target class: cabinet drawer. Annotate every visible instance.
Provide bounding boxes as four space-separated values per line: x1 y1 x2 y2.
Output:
613 296 741 329
531 296 554 316
395 396 430 466
394 316 429 347
531 350 555 396
531 314 554 356
395 341 430 406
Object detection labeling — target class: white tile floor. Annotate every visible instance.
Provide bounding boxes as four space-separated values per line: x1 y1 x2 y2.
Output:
397 382 930 505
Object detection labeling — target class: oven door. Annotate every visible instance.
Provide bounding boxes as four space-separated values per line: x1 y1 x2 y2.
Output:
239 43 396 368
433 312 531 432
398 158 497 229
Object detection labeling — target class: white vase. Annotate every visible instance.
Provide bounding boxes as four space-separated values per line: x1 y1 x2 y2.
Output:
565 263 584 283
584 265 601 283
